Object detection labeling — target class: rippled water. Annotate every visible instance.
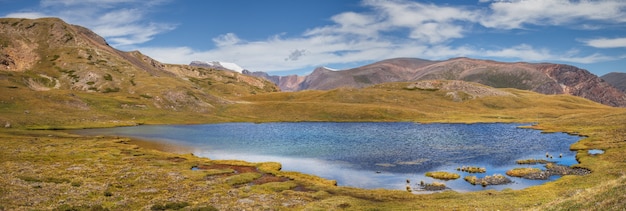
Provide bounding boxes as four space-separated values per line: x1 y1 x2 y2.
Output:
73 122 581 192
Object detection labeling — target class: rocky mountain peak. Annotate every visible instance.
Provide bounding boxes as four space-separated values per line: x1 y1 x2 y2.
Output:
310 66 334 75
245 57 626 107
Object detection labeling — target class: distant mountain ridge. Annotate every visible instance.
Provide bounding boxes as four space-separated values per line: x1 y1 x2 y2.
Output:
601 72 626 93
244 57 626 107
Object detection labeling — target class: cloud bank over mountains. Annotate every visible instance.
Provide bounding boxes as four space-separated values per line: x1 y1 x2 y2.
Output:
6 0 626 74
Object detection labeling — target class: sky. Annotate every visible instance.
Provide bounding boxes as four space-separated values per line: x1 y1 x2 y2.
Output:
2 0 625 76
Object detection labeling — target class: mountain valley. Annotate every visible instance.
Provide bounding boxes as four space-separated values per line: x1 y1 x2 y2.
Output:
1 17 626 210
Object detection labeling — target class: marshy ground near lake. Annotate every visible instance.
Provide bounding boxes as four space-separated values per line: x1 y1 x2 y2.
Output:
1 11 626 210
72 122 583 192
2 79 626 210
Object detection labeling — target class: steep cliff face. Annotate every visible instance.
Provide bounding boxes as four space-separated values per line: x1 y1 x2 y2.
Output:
417 59 626 107
538 64 626 107
277 75 306 91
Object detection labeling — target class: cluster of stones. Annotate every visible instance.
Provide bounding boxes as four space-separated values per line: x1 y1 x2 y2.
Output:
464 174 511 187
456 166 486 173
406 152 593 192
508 162 591 180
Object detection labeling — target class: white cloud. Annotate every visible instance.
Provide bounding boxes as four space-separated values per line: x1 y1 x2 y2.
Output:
138 0 621 73
480 0 626 29
87 8 176 47
212 33 242 47
304 0 479 44
41 0 151 7
482 44 552 61
7 0 175 48
8 0 622 73
141 32 615 73
479 44 616 64
583 37 626 48
303 12 384 39
5 12 48 19
364 0 478 43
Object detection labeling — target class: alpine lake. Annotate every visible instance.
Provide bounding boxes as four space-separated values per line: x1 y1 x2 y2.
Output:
72 122 582 192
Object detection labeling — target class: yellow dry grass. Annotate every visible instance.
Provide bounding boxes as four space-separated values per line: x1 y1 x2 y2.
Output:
425 171 461 180
0 80 625 210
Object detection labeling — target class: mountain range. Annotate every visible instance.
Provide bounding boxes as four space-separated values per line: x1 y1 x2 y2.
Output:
2 17 626 211
243 58 626 107
601 72 626 93
1 16 624 123
0 17 278 127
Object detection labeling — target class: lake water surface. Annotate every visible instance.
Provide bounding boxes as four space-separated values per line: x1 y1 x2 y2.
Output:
73 122 581 192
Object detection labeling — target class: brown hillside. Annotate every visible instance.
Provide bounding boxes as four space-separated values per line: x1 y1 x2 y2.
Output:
0 17 277 95
246 57 626 107
0 17 278 128
601 72 626 93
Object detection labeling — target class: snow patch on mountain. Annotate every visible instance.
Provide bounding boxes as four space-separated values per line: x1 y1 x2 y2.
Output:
189 61 245 73
322 66 339 71
218 62 244 72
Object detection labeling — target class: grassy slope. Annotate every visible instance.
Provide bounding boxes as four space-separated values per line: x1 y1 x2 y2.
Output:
1 81 625 210
0 18 277 129
227 82 607 123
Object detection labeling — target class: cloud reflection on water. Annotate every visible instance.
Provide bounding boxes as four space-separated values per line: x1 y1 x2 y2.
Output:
71 122 581 192
195 149 571 192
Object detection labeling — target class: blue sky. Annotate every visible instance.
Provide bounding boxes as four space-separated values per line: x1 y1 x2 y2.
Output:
2 0 625 76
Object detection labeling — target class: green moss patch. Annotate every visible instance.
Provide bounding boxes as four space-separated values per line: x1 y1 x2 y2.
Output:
506 168 542 177
226 172 262 186
425 171 460 180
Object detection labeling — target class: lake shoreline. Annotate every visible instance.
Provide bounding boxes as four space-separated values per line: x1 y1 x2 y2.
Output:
70 122 582 192
3 109 625 210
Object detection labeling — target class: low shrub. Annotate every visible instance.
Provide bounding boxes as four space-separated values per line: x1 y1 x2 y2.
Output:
420 181 447 191
18 176 70 184
253 181 297 192
150 202 190 211
257 162 282 173
102 87 120 93
104 191 113 197
205 168 234 176
191 206 218 211
54 204 109 211
103 74 112 81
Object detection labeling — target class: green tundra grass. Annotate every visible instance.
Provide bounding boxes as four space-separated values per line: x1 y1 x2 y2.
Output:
1 80 625 210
